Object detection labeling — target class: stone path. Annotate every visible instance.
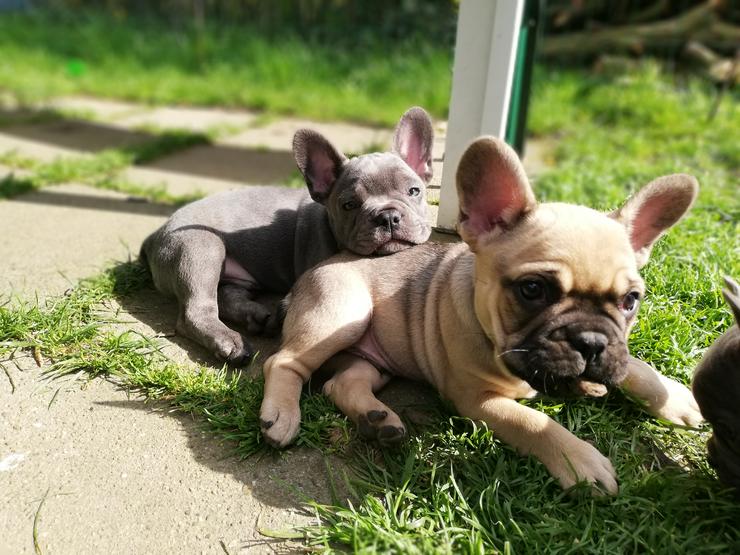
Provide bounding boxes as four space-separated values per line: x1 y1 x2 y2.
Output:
0 96 552 554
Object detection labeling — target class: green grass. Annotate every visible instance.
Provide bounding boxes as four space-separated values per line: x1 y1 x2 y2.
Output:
0 11 452 127
1 63 739 552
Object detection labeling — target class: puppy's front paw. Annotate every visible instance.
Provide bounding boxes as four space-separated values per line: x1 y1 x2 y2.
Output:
259 399 301 448
649 375 703 427
546 437 618 495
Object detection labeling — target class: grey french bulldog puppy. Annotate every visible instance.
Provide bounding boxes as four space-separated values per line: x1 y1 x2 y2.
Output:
260 136 704 494
139 107 434 365
693 276 740 491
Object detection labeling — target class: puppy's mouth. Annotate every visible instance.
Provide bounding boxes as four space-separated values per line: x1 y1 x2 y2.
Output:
500 332 629 397
373 239 414 255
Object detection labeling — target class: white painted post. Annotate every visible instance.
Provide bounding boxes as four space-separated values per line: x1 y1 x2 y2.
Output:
436 0 524 231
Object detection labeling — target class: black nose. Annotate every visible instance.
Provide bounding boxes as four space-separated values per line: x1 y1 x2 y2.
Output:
570 331 608 363
374 209 402 230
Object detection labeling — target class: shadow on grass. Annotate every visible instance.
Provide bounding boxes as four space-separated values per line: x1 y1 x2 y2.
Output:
0 174 35 198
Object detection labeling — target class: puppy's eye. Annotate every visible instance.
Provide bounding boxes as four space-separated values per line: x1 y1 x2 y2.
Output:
408 187 421 197
619 291 641 316
342 200 359 211
518 279 546 302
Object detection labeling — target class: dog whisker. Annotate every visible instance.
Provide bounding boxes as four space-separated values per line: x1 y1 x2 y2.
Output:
497 348 530 359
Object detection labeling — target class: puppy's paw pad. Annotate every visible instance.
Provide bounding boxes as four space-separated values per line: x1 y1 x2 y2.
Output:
259 417 275 430
377 425 407 446
367 410 388 423
358 409 406 447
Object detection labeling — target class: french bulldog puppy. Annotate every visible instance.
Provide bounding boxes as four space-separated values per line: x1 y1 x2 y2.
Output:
693 276 740 490
259 136 704 493
140 107 434 365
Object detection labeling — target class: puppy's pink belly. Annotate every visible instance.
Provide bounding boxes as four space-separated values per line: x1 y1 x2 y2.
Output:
346 328 401 375
222 257 258 288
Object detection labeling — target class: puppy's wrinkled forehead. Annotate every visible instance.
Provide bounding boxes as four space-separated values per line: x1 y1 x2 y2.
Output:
337 152 420 194
493 203 643 295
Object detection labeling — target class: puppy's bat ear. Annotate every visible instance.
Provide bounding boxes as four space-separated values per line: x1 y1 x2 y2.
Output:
293 129 348 203
610 174 698 268
722 276 740 326
455 136 536 250
393 106 434 183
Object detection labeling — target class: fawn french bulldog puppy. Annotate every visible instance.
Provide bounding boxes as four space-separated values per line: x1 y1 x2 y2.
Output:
140 107 434 365
693 276 740 490
260 136 703 493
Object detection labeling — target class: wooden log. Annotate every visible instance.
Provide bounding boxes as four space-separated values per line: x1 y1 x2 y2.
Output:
684 40 739 84
541 1 739 59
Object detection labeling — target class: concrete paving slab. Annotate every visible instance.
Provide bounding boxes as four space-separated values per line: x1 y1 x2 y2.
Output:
0 184 172 299
0 131 79 163
0 357 329 555
0 120 152 155
124 166 245 198
221 118 394 155
44 96 149 121
0 163 31 180
432 121 447 162
116 106 257 134
142 144 297 185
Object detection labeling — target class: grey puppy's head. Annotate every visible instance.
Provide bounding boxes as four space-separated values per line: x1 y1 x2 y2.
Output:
693 277 740 491
293 107 433 255
454 137 698 396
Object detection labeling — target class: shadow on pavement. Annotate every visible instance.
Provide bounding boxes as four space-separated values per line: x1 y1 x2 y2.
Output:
9 187 179 216
0 107 297 185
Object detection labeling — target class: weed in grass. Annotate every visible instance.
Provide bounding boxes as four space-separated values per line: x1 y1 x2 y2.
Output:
32 487 49 555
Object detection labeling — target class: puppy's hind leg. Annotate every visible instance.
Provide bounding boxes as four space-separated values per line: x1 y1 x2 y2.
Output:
322 353 406 446
172 234 253 366
260 268 373 447
217 283 272 334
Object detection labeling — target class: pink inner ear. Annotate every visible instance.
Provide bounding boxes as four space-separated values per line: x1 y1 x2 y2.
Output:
309 152 337 195
397 127 429 179
464 175 526 236
629 194 668 251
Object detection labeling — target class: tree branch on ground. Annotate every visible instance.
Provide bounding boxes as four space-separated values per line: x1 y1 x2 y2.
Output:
541 1 740 59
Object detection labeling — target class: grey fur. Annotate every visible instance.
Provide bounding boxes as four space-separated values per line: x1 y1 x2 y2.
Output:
693 276 740 491
140 107 434 365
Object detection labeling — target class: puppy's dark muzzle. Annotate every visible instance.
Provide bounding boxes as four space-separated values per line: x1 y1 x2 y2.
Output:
502 322 629 395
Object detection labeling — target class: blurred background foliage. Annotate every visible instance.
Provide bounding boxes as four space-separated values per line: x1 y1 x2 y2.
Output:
25 0 740 51
0 1 736 123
